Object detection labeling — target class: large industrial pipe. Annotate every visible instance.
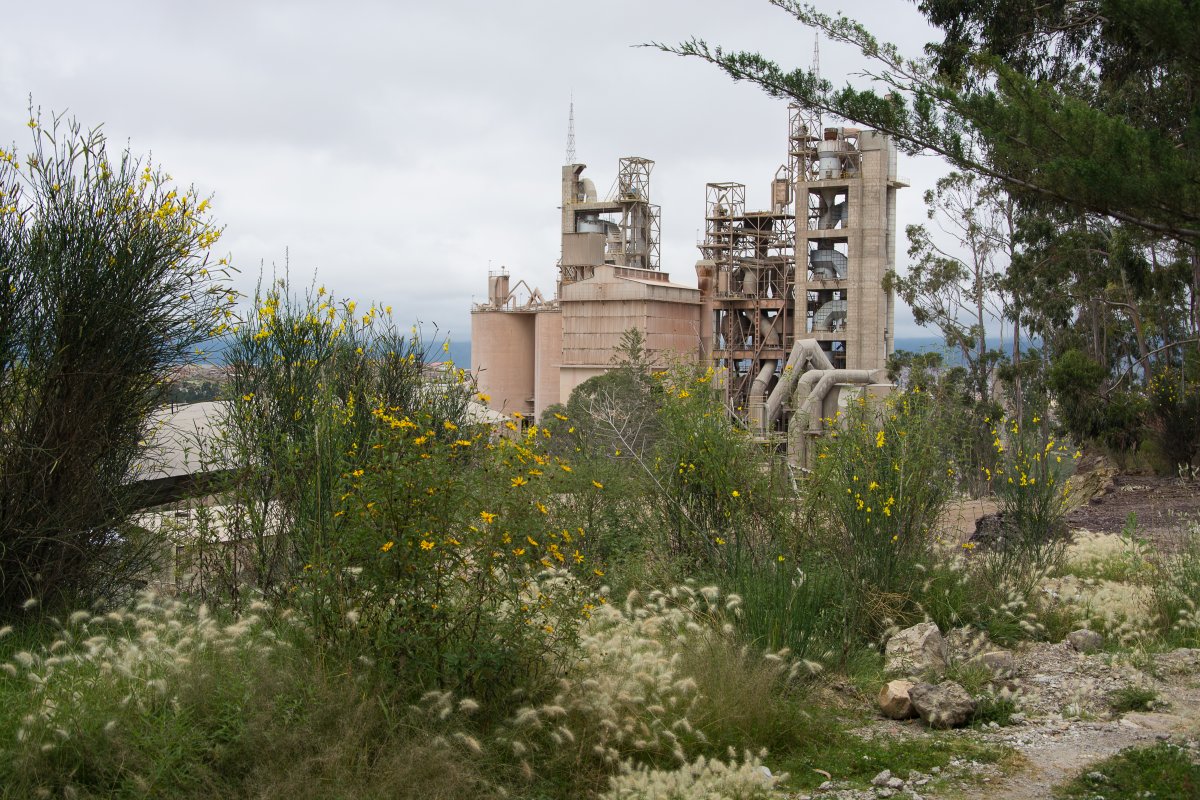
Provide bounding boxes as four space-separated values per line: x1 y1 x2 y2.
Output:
787 368 888 466
747 309 784 428
761 339 834 429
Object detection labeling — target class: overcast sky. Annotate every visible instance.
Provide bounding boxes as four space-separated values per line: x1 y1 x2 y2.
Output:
2 0 950 343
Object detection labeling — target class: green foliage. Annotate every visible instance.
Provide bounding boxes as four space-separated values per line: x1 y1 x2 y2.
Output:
195 281 431 602
986 419 1077 566
0 110 233 619
659 1 1200 241
1148 522 1200 647
1049 349 1148 457
558 342 792 583
1109 685 1158 714
776 723 1008 791
651 366 787 573
1147 368 1200 469
725 556 843 663
0 598 502 800
971 693 1019 728
202 280 598 700
331 421 595 701
802 390 954 642
1053 742 1200 800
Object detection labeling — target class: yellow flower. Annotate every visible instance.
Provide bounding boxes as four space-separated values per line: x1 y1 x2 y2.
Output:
573 550 584 564
480 511 497 524
477 392 491 403
536 502 548 515
715 537 726 545
875 430 886 448
511 475 528 488
592 480 604 489
443 420 458 431
420 539 435 550
776 554 785 562
554 413 568 421
380 541 394 552
731 489 740 497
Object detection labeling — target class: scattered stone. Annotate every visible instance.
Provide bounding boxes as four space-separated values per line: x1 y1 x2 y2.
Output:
885 776 904 790
870 770 893 787
909 681 976 729
875 788 895 798
966 649 1017 678
1066 629 1103 653
885 622 949 676
878 679 917 719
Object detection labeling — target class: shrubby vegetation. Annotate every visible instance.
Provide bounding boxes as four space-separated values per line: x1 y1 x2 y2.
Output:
7 6 1200 785
0 111 232 619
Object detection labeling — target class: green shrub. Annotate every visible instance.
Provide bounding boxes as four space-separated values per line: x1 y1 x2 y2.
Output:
802 390 954 642
1109 684 1157 713
1053 741 1200 799
198 280 436 605
0 111 233 618
1147 368 1200 470
324 408 599 702
1148 521 1200 647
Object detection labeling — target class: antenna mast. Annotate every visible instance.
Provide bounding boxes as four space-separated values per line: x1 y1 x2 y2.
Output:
812 34 822 130
565 95 576 164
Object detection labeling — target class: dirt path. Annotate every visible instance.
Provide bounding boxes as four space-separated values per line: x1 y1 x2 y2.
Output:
1066 474 1200 552
952 645 1200 799
802 471 1200 800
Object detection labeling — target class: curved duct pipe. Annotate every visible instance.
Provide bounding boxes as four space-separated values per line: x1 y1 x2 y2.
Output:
787 368 888 466
759 339 834 430
580 178 598 202
747 309 784 428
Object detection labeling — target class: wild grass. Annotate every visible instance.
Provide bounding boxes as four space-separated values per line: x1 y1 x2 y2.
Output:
1108 684 1158 714
1053 742 1200 799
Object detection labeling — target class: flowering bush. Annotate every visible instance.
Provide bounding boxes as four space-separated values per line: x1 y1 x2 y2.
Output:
984 417 1078 573
0 111 233 617
1147 369 1200 470
803 390 954 639
328 406 598 700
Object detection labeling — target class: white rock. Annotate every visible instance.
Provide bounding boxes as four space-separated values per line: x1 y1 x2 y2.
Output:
878 679 918 719
909 681 976 729
885 622 949 676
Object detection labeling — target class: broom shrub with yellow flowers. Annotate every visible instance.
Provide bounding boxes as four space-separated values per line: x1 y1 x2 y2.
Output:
802 389 954 644
981 416 1079 578
195 279 437 609
0 108 235 621
331 408 598 703
1146 367 1200 472
194 279 602 701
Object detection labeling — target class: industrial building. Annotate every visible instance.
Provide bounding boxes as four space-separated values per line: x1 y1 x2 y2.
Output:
471 105 904 463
